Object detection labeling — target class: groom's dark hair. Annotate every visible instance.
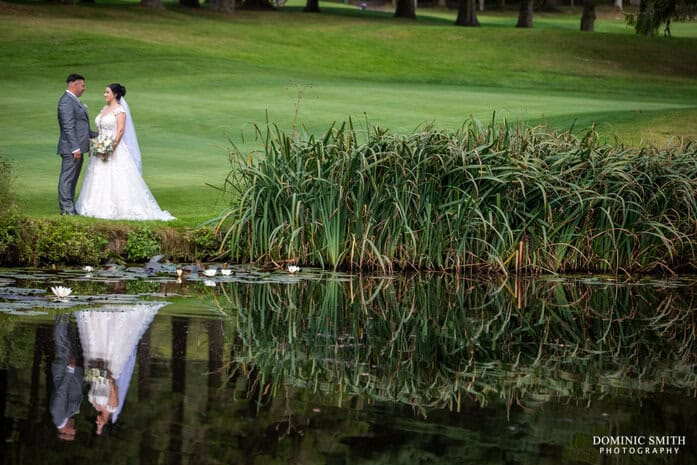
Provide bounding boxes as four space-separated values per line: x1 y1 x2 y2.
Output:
66 73 85 83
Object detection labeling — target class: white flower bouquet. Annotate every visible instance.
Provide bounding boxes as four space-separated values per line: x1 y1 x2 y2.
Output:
84 367 109 383
90 134 115 161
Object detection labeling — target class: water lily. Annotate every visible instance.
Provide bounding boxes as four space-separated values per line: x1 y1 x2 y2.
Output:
83 266 94 273
203 269 217 277
287 265 301 273
51 286 72 299
220 269 232 276
176 268 184 277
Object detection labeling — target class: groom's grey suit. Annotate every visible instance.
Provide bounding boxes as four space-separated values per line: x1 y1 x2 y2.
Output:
57 91 95 215
50 315 83 430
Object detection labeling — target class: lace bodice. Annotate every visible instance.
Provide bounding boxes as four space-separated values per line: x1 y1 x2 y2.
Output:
95 106 125 138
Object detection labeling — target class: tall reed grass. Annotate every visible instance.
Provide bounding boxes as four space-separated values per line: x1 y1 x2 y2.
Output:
218 119 697 273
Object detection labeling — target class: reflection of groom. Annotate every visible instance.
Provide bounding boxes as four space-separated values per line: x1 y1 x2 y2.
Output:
50 314 83 441
57 73 95 215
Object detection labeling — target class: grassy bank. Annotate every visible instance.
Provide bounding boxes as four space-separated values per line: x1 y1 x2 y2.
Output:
1 1 696 224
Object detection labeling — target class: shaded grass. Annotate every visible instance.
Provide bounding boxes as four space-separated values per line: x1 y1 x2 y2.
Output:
0 2 696 223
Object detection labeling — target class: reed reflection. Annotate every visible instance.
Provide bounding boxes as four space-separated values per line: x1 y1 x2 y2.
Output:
219 275 697 413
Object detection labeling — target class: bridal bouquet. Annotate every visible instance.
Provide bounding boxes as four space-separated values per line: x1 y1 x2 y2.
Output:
90 134 115 161
84 367 109 383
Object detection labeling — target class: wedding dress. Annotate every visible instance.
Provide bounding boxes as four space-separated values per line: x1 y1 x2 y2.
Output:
76 303 164 380
76 302 165 423
76 104 175 220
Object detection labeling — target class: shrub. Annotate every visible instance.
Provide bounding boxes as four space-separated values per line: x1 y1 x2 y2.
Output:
217 119 697 273
8 217 110 266
124 228 161 263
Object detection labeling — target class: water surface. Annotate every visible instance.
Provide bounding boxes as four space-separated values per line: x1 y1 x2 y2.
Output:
0 268 695 464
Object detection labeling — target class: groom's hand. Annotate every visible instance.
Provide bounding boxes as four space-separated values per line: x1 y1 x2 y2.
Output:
72 150 82 160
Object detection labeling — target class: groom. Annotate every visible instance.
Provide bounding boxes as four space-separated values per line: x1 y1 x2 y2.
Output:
56 73 95 215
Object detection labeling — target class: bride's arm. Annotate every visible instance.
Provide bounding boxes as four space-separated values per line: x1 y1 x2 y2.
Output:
114 111 126 147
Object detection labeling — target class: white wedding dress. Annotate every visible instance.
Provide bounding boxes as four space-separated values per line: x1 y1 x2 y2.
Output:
76 303 165 422
76 303 163 380
76 105 175 220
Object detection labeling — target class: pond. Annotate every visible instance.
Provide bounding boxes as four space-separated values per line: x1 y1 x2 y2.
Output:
0 266 695 465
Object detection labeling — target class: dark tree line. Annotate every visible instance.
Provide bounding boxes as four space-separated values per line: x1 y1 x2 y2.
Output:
68 0 695 36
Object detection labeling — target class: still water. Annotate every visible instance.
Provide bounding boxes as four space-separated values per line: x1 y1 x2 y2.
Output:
0 267 695 465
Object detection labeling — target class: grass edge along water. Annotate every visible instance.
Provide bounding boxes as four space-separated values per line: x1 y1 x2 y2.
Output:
216 116 697 274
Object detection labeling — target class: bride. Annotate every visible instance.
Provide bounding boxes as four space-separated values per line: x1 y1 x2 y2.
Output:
76 83 175 220
76 302 165 435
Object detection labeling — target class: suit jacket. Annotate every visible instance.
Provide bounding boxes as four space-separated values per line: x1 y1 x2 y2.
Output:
50 363 84 428
57 91 93 155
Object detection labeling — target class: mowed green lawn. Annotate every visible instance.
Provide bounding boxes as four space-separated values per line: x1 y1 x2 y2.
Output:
1 1 696 224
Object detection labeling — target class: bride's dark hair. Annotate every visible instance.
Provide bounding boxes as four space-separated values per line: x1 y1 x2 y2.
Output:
107 83 127 101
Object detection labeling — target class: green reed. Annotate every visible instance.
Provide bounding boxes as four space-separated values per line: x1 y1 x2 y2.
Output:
218 119 697 273
220 275 697 414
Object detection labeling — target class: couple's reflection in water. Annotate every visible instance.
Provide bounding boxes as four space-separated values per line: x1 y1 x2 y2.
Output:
50 303 163 440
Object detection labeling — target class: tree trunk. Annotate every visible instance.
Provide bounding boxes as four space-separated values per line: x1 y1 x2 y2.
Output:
580 0 596 31
478 0 484 11
540 0 558 10
140 0 162 7
210 0 235 11
498 0 505 11
180 0 200 7
455 0 480 26
304 0 320 12
239 0 275 9
516 0 533 27
395 0 416 18
614 0 622 10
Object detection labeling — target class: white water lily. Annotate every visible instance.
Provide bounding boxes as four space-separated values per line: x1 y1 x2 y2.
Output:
202 269 217 277
220 269 232 276
287 265 301 273
51 286 73 299
83 266 94 273
176 268 184 277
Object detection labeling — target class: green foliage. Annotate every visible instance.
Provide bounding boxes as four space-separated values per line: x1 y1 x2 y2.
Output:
187 226 223 260
124 228 161 263
2 217 110 266
218 119 697 273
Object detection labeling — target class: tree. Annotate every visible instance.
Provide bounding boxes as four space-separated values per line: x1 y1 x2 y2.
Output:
395 0 417 19
304 0 320 12
239 0 275 9
627 0 697 36
208 0 234 11
516 0 533 27
455 0 480 26
180 0 200 7
140 0 162 7
580 0 596 31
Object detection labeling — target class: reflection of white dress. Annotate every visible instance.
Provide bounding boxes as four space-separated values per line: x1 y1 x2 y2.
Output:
76 303 163 379
76 303 165 423
76 106 175 220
